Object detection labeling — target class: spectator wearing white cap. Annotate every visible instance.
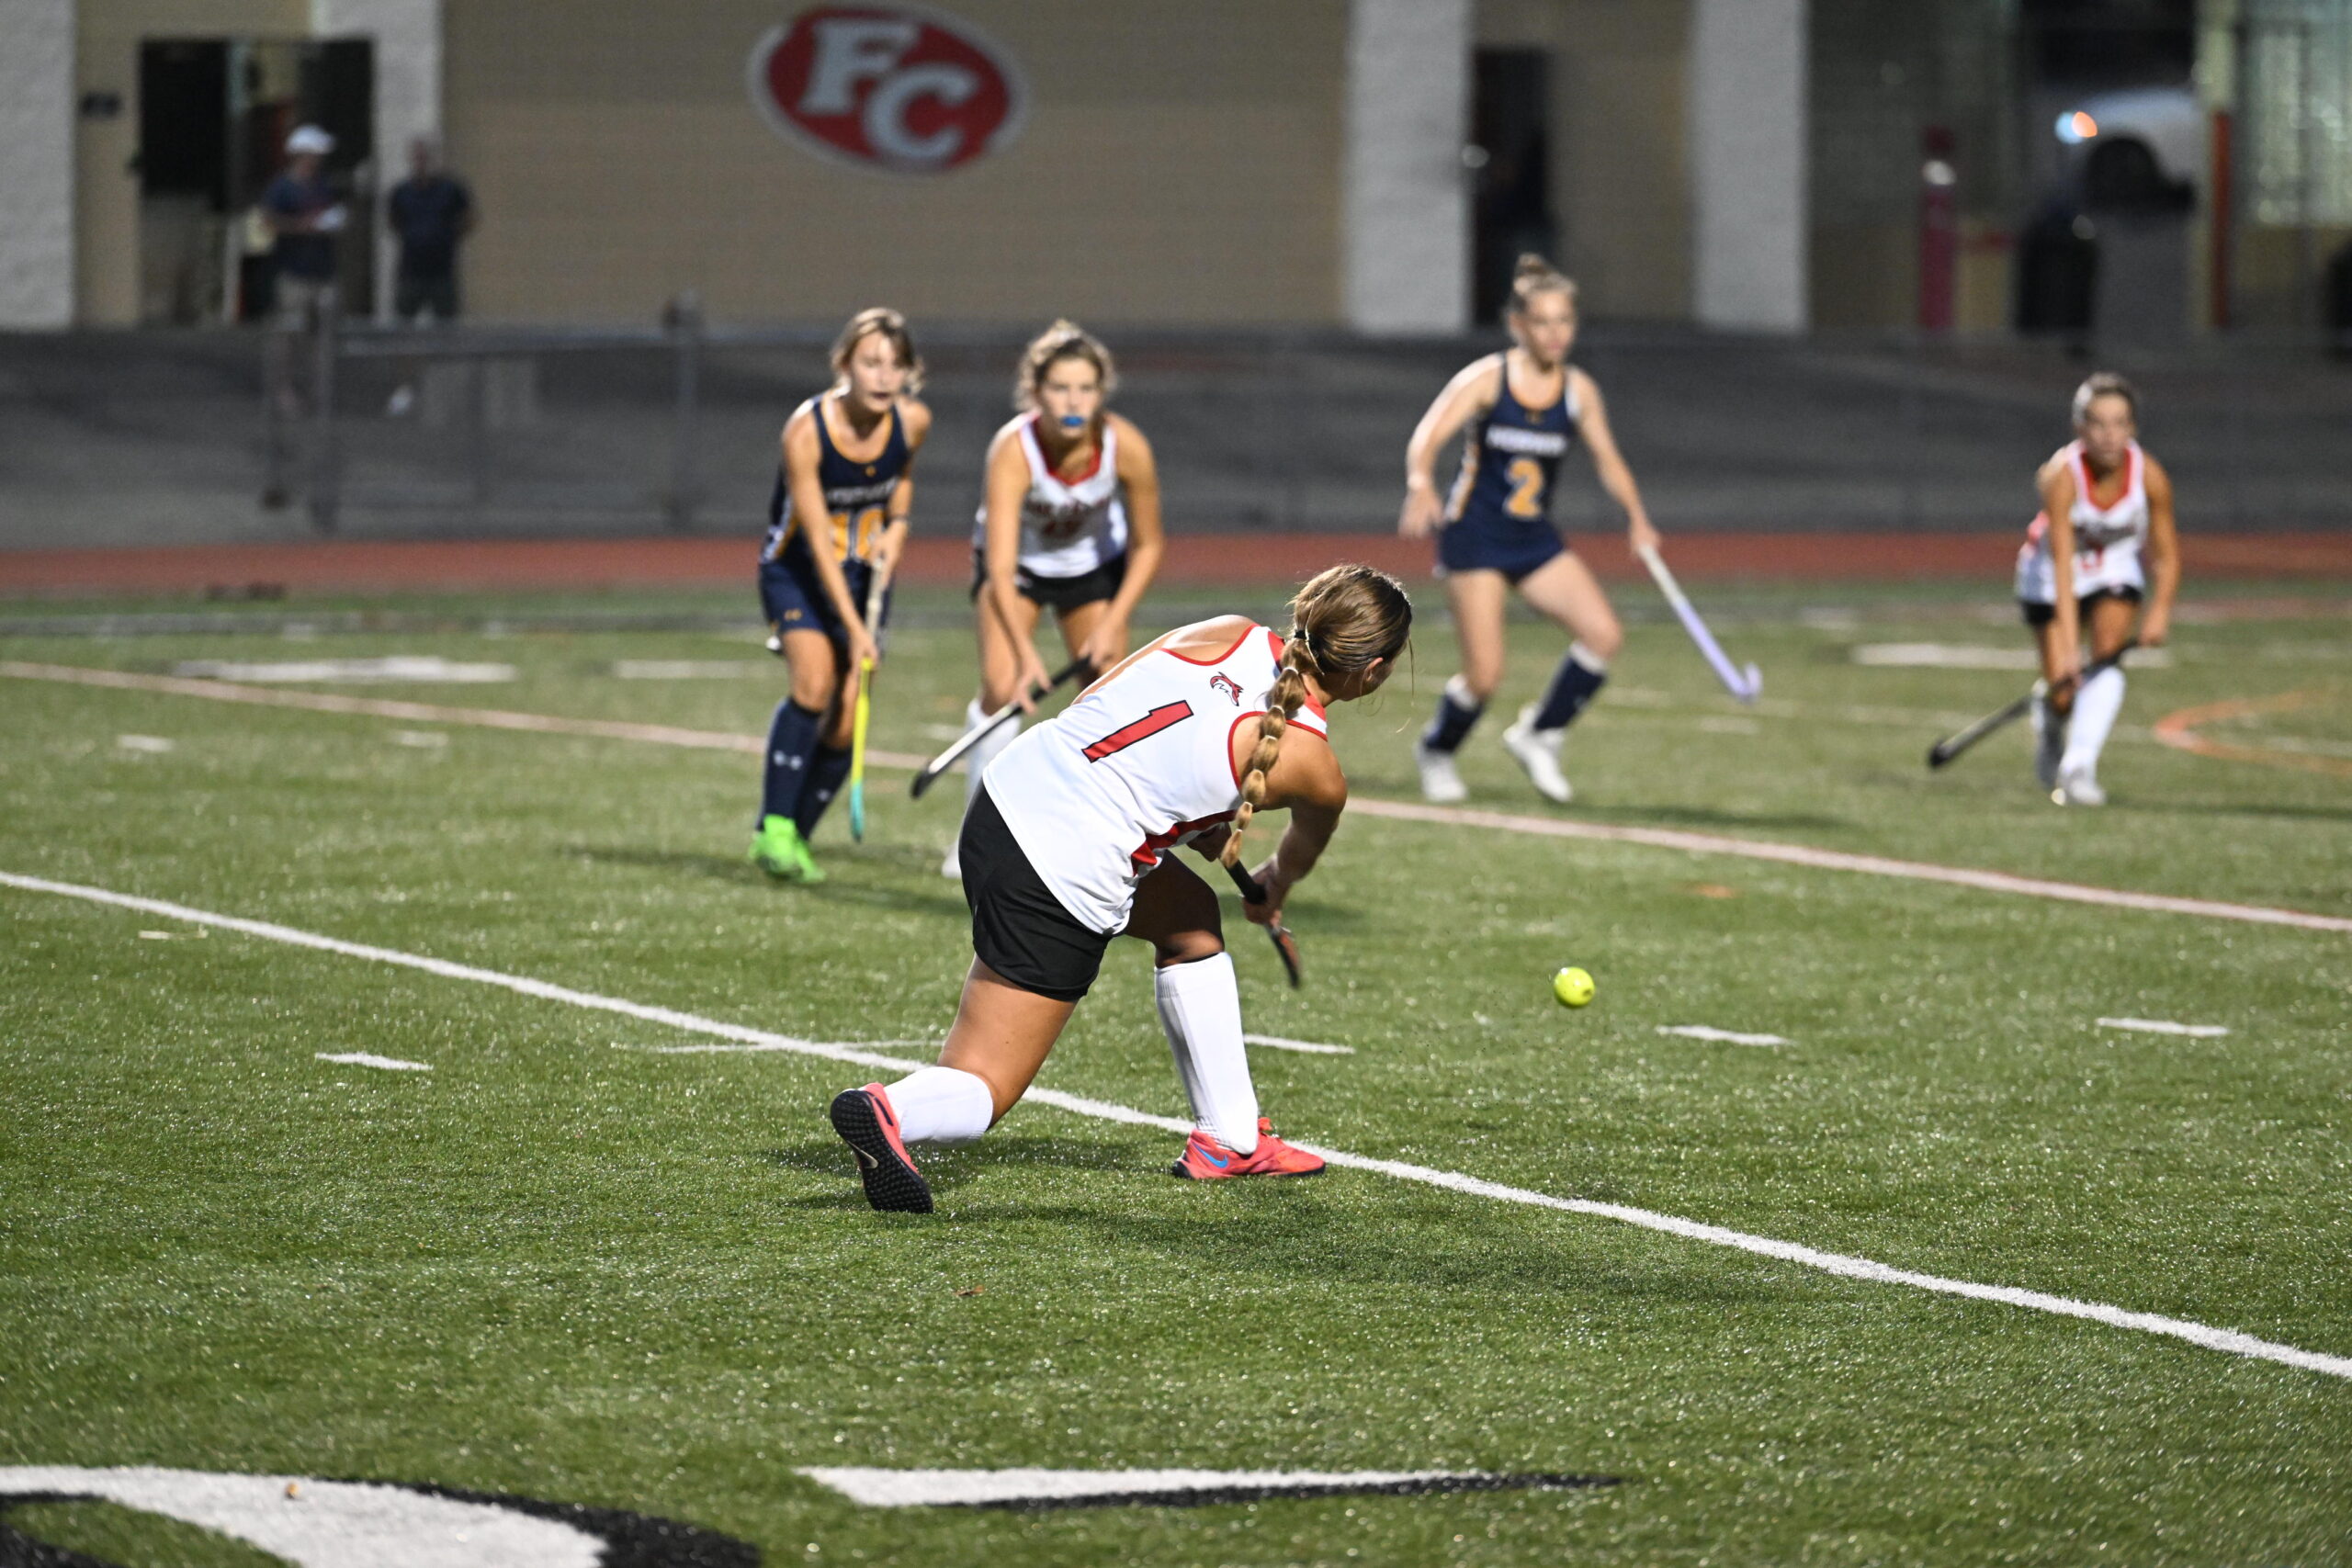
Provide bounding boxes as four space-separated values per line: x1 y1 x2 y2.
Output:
262 125 348 419
264 125 346 327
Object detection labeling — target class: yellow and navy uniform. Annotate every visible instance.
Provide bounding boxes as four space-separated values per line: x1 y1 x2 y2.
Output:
759 394 908 643
1437 362 1579 583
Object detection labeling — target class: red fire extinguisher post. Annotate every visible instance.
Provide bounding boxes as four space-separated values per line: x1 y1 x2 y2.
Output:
1917 125 1959 333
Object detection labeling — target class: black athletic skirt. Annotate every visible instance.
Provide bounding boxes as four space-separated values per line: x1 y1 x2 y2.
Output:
2019 584 2142 626
960 784 1113 1004
969 550 1129 615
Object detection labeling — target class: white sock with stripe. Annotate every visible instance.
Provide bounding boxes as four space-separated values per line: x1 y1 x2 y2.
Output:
962 696 1022 817
882 1066 994 1144
1155 952 1259 1155
2059 666 2126 778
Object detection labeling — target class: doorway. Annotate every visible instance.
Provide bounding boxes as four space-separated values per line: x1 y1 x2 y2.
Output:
135 36 374 324
1471 48 1558 324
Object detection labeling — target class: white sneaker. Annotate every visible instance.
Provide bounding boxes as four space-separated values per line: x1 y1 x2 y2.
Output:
2053 762 2106 807
1500 708 1573 804
1413 740 1467 804
2030 688 2065 789
939 842 962 879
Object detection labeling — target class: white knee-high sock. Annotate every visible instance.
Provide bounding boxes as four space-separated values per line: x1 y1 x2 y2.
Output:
2059 666 2126 776
881 1066 994 1144
1155 952 1259 1154
963 696 1022 815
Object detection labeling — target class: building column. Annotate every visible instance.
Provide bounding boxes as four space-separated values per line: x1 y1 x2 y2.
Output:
1690 0 1807 333
1343 0 1469 334
0 0 77 329
311 0 441 320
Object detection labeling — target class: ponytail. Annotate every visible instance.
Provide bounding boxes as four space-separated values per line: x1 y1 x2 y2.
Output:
1222 640 1312 867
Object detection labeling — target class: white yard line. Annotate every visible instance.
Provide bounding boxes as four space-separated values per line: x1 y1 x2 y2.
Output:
7 866 2347 1384
797 1466 1593 1507
2098 1018 2233 1039
0 660 932 771
9 660 2346 934
1243 1033 1356 1055
1345 798 2352 935
316 1051 432 1071
1657 1025 1792 1047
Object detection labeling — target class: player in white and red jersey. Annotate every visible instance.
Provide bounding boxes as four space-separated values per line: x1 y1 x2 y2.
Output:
2015 372 2179 806
942 321 1167 876
828 564 1414 1213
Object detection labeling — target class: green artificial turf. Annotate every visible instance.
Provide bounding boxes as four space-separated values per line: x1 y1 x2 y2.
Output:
2 587 2347 1566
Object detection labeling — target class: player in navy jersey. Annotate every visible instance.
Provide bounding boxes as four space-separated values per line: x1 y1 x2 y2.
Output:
752 309 932 882
1397 254 1663 805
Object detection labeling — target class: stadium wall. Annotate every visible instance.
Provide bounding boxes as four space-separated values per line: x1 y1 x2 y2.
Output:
444 0 1351 328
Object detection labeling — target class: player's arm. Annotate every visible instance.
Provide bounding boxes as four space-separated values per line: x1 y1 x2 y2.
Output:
2038 460 2081 695
1399 356 1501 537
782 412 877 668
980 426 1054 704
1570 368 1661 555
2141 456 2179 647
1247 739 1349 926
1081 414 1164 671
874 399 932 590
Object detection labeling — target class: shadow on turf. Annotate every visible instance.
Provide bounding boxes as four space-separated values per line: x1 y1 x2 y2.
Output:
764 1131 1148 1210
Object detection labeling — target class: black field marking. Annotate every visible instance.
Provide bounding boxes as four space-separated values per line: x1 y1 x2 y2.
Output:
392 1483 759 1568
956 1472 1621 1511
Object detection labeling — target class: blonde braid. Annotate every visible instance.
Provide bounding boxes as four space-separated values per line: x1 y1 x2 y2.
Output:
1221 638 1313 868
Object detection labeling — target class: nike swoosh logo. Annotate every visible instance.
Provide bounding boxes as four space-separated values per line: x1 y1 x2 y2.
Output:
853 1148 877 1169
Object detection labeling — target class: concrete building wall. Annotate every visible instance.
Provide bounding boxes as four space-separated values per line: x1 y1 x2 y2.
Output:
0 0 78 328
442 0 1348 326
1690 0 1807 332
1477 0 1690 322
1344 0 1469 333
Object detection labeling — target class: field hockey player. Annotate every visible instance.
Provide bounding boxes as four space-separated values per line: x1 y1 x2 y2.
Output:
944 320 1168 876
2016 372 2180 807
1398 254 1664 806
828 564 1414 1213
751 308 932 883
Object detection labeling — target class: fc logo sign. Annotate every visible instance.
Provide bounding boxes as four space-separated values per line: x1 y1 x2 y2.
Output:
750 5 1027 174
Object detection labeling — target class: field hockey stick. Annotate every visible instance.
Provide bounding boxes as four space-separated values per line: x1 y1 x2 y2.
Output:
1224 863 1302 989
846 565 890 841
1926 638 2136 770
909 657 1091 799
1635 543 1761 705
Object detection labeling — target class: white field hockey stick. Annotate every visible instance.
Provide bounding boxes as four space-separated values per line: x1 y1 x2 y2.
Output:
1635 544 1760 705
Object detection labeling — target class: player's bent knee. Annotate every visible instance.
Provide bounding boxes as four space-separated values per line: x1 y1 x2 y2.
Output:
1584 621 1624 661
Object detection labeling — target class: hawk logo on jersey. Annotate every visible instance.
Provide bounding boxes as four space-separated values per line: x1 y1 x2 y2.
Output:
749 6 1028 174
1209 673 1243 706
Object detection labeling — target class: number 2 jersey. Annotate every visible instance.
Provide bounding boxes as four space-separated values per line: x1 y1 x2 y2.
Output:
980 623 1329 935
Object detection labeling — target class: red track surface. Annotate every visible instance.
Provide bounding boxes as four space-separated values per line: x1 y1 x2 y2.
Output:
2 532 2347 597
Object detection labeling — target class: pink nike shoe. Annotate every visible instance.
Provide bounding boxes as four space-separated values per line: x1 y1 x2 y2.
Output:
830 1083 933 1213
1170 1117 1327 1180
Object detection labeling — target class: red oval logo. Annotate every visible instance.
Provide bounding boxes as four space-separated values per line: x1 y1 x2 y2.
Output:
748 6 1027 175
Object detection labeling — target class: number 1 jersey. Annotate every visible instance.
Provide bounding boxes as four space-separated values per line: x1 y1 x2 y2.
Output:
981 623 1329 934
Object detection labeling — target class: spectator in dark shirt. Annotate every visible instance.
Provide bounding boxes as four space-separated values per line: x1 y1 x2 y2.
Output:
262 124 346 419
388 138 474 323
384 137 475 416
263 124 345 325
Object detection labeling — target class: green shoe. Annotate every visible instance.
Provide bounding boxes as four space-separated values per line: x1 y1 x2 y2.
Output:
750 816 809 881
